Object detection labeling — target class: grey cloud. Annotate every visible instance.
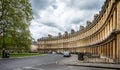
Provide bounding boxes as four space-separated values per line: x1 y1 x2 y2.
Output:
30 0 55 18
52 4 58 9
38 25 64 36
42 22 57 28
66 0 105 10
71 18 84 24
66 25 72 32
41 22 64 31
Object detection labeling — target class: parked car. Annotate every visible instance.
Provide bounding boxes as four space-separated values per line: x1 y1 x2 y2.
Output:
63 51 71 57
52 51 56 54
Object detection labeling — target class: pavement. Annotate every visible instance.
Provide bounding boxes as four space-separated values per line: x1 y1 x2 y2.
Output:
58 54 120 69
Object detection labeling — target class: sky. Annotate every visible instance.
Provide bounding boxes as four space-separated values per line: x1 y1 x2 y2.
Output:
29 0 105 40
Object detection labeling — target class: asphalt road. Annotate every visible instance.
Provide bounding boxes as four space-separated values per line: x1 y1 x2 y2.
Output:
0 54 117 70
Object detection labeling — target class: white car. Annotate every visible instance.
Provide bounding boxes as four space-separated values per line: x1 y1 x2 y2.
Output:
52 51 56 54
63 51 71 57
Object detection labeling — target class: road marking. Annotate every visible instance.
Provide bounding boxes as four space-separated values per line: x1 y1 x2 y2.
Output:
13 64 45 70
56 61 59 64
32 67 45 70
13 67 45 70
23 66 33 69
68 66 74 68
13 68 23 70
22 66 45 70
23 67 45 70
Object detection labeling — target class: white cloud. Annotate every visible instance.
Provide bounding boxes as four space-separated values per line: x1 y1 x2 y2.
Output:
30 0 105 40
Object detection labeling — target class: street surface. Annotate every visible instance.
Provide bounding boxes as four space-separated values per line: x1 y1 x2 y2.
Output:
0 54 117 70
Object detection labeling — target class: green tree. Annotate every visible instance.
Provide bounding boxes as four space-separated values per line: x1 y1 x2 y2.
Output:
0 0 33 52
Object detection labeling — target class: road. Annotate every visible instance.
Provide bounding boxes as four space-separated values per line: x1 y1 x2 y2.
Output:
0 54 116 70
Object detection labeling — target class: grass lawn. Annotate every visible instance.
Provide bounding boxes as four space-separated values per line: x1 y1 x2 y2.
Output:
0 53 42 58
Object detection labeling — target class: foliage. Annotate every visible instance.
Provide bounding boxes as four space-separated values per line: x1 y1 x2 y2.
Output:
0 0 33 52
0 53 41 58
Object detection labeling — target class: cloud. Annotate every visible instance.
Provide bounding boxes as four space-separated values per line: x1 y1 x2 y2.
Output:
30 0 55 18
29 0 105 40
62 0 105 10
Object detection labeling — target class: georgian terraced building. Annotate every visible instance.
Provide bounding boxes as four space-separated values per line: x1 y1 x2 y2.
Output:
37 0 120 63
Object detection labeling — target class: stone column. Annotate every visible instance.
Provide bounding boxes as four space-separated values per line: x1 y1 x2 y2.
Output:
113 9 116 29
116 34 120 63
103 45 105 56
106 43 109 58
108 42 110 59
91 47 93 54
99 46 101 55
101 46 103 56
113 40 116 62
92 47 94 54
110 42 112 58
104 44 106 56
116 1 120 63
117 1 120 30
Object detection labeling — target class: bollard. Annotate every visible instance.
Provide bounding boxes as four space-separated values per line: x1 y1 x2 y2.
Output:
78 53 84 61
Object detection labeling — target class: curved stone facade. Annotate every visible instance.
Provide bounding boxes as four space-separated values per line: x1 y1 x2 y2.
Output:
37 0 120 63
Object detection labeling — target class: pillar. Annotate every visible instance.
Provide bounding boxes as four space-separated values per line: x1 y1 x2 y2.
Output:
116 1 120 63
110 42 113 59
113 40 116 62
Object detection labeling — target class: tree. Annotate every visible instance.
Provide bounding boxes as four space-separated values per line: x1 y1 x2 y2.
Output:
0 0 33 52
